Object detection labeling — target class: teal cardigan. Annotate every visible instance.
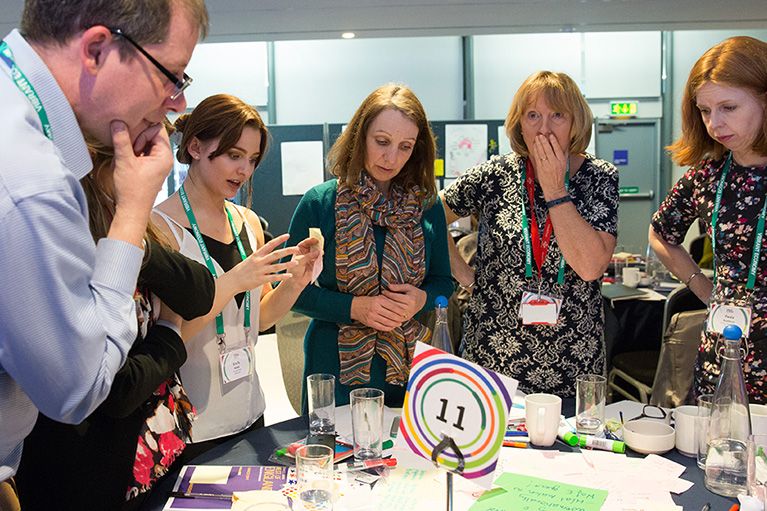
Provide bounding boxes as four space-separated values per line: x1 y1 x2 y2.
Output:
286 179 454 407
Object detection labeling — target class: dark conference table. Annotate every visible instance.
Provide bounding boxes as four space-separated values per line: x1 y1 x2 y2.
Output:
142 401 737 511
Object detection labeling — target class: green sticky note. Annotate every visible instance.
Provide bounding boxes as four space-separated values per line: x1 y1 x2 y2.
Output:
469 473 608 511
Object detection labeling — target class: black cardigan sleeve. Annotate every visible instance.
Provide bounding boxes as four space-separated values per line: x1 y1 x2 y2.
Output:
98 240 215 418
97 325 187 418
138 239 216 320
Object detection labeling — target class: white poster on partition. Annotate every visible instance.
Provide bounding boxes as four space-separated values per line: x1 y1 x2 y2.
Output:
395 342 518 488
281 141 324 196
445 124 488 177
498 125 512 156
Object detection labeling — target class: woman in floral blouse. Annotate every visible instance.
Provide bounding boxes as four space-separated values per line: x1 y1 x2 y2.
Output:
650 36 767 403
441 71 619 396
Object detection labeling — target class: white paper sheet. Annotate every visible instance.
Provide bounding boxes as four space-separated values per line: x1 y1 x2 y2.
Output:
497 125 511 156
280 141 324 196
188 465 231 485
445 124 488 177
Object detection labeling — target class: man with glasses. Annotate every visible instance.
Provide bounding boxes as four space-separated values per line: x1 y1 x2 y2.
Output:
0 1 208 507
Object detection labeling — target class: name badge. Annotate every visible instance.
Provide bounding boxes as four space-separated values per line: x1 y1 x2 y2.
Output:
707 303 752 338
219 346 254 384
520 291 561 326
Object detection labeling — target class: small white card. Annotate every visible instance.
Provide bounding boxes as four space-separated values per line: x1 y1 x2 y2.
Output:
707 303 752 337
219 346 254 384
519 291 561 325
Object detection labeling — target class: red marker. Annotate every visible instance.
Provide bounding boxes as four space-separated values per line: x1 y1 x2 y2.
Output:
338 458 397 472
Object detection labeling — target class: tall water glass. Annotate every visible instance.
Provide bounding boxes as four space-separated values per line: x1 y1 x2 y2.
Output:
697 394 714 469
575 374 606 434
307 373 335 436
350 388 384 460
748 434 767 509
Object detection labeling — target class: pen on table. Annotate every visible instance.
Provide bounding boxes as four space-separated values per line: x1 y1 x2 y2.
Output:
170 490 232 501
699 503 710 511
390 416 401 438
275 441 303 457
504 430 529 438
502 441 528 448
337 457 397 472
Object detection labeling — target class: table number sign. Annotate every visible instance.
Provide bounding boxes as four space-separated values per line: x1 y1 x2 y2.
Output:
396 342 518 488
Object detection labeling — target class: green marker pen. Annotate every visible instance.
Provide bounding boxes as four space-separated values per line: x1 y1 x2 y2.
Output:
577 434 626 454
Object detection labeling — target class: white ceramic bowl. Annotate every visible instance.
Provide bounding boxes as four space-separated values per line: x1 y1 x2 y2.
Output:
623 419 676 455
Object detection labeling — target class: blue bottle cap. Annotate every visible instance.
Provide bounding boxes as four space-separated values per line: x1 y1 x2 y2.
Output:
723 324 743 340
435 295 448 308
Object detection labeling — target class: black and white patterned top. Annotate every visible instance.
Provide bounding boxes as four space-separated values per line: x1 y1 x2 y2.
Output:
443 153 619 397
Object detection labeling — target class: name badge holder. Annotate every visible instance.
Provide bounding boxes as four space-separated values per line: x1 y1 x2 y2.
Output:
180 185 254 385
519 159 569 326
706 153 765 358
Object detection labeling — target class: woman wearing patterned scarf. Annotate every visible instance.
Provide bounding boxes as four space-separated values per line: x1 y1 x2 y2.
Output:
286 84 454 408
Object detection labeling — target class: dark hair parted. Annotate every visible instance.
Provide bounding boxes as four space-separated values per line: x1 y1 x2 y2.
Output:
21 0 208 46
668 36 767 166
327 83 438 205
504 71 593 158
174 94 269 206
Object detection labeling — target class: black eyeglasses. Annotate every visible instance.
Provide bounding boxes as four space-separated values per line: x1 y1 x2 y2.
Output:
109 28 192 101
623 404 667 424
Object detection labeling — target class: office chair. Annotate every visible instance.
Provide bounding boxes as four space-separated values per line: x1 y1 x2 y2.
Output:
607 286 706 403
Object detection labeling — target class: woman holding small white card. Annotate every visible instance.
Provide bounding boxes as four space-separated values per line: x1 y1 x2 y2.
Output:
441 71 619 397
650 36 767 402
285 84 453 408
154 94 320 458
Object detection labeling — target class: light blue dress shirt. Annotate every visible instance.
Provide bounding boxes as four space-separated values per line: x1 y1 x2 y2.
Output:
0 29 143 480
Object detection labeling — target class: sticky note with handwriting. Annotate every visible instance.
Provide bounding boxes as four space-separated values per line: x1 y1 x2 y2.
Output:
469 473 608 511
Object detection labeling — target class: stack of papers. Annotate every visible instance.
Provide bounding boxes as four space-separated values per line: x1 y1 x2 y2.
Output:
493 448 691 510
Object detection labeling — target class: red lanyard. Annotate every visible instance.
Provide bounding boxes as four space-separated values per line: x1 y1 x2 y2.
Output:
524 159 554 278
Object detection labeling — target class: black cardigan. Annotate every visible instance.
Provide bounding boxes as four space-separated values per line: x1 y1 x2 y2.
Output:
15 239 215 510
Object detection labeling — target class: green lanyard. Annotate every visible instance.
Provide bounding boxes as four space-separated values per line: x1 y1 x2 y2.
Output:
0 41 53 140
520 158 570 286
179 185 251 346
711 152 767 289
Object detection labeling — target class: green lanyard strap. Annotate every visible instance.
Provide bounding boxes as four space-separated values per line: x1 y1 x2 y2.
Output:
520 158 570 286
710 152 767 290
0 41 53 140
179 185 251 345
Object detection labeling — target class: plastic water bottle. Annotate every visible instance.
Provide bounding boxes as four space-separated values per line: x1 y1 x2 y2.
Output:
431 295 453 354
704 324 752 497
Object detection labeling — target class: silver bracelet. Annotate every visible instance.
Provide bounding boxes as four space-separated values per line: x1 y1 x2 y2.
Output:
685 270 704 287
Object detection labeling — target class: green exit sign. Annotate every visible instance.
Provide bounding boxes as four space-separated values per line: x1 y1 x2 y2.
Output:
610 101 638 116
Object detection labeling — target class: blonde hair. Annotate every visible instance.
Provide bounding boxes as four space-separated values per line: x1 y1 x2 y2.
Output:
504 71 593 157
668 36 767 166
81 135 171 262
327 83 437 205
